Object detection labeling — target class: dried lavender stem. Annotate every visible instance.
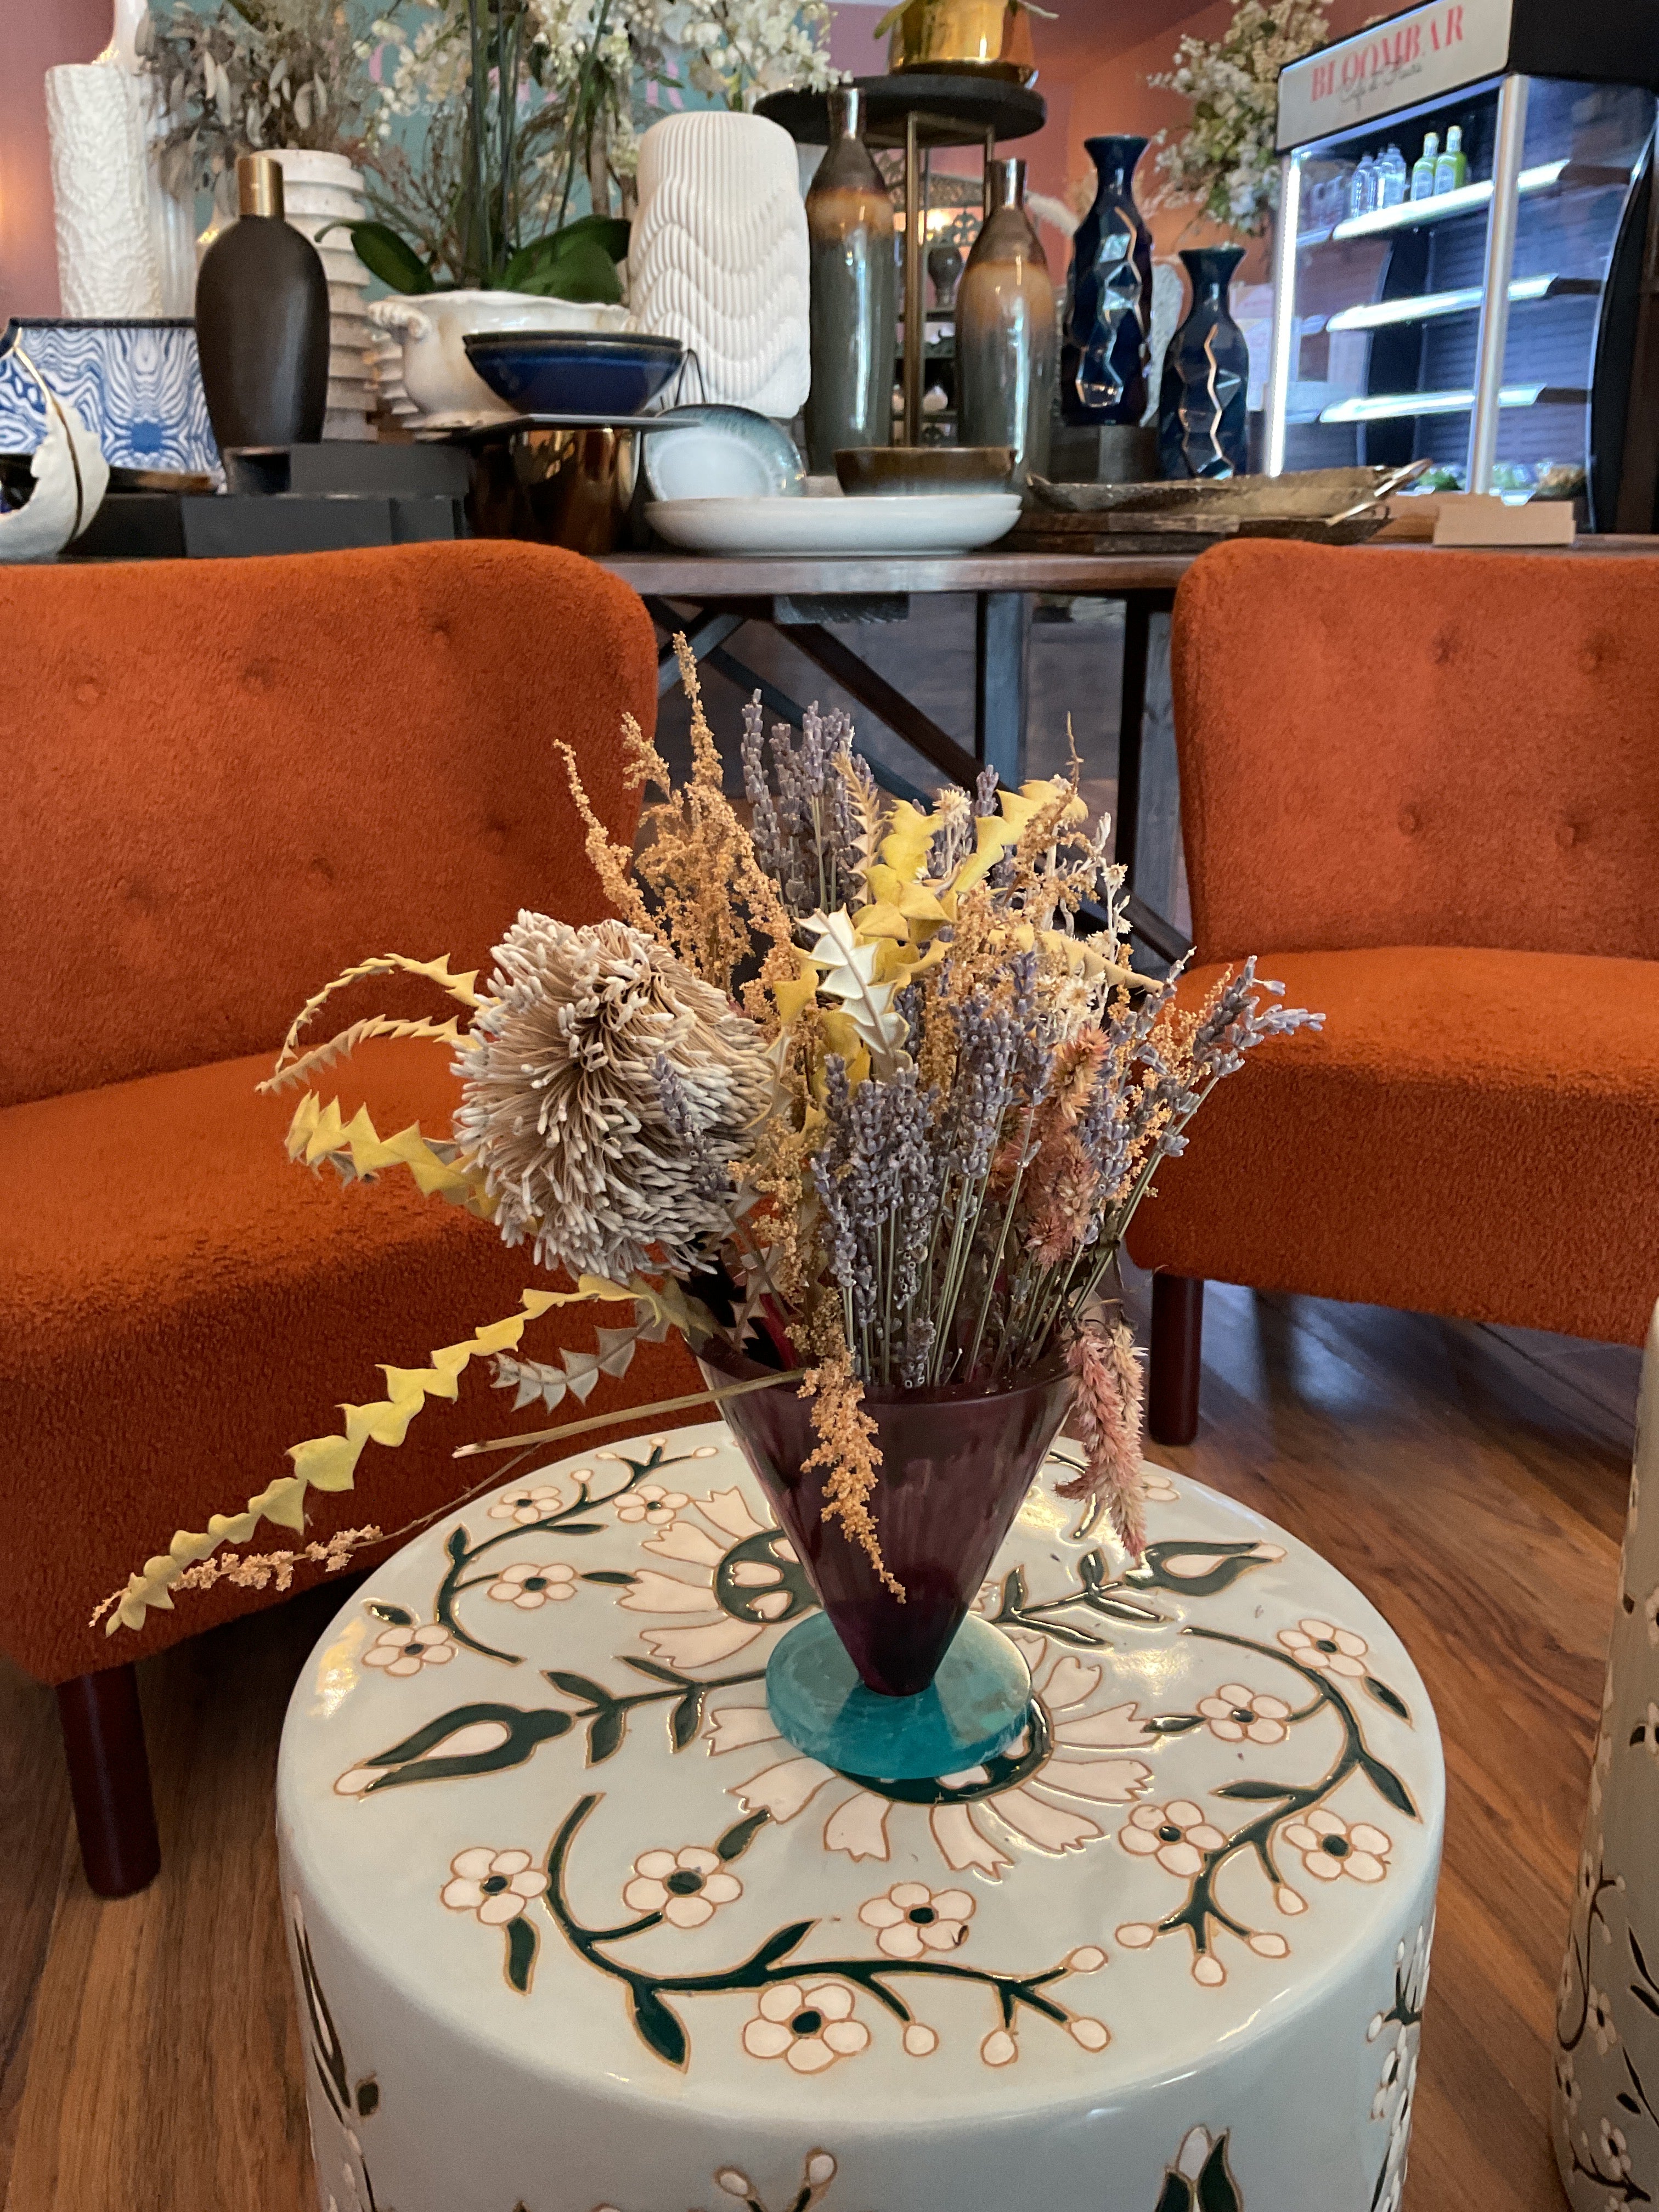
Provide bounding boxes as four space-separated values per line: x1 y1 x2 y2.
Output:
964 1107 1039 1383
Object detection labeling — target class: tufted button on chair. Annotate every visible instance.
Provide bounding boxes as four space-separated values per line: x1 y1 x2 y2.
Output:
1128 541 1659 1443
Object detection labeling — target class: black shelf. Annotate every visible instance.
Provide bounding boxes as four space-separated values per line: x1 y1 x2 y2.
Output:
757 72 1043 149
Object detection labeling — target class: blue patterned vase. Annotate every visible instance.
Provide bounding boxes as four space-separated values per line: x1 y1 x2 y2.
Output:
1060 134 1154 427
0 319 218 475
1158 246 1250 481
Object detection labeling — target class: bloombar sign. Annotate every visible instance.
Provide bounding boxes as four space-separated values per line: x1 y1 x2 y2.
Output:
1277 0 1514 148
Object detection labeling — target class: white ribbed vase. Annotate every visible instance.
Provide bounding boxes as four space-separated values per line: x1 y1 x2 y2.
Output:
630 111 810 419
270 149 375 441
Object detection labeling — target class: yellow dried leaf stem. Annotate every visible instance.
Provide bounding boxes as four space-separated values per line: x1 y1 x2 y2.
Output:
266 953 480 1087
98 1278 642 1636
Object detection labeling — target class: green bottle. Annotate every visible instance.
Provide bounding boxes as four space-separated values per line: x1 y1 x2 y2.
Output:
1435 125 1468 194
1411 131 1440 201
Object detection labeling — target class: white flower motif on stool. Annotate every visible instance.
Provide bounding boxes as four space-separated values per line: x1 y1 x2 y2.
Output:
488 1481 566 1525
1595 2118 1633 2179
1278 1618 1369 1678
1120 1799 1226 1878
707 2150 838 2207
1281 1808 1391 1884
1644 1584 1659 1646
622 1846 742 1929
715 1638 1153 1880
363 1623 456 1677
1197 1684 1291 1745
620 1489 798 1668
615 1483 690 1528
1588 1984 1619 2055
440 1846 545 1924
857 1882 974 1957
486 1560 577 1609
742 1983 869 2073
1141 1469 1180 1504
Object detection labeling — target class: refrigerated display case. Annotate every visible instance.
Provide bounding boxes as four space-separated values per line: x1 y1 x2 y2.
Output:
1263 0 1659 524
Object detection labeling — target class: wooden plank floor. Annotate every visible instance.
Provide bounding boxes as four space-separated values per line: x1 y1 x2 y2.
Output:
1 1283 1635 2212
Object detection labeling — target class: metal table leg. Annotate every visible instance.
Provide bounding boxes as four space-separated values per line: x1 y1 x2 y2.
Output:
974 590 1029 786
1114 595 1151 890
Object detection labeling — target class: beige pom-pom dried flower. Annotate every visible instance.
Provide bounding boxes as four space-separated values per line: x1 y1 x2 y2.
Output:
454 912 772 1280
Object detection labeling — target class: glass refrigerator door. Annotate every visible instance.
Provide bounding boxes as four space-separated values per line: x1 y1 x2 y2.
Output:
1269 75 1654 510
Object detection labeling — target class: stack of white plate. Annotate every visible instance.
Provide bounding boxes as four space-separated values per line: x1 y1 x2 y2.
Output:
270 149 376 441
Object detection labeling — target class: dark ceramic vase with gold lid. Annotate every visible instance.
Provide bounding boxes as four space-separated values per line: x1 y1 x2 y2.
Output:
803 88 897 473
195 152 329 452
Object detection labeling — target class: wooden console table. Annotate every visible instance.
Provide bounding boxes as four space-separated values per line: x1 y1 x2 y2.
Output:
597 550 1198 965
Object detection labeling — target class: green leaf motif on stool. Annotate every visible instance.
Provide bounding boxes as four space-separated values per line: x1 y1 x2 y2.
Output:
1113 1622 1418 1987
1153 2126 1243 2212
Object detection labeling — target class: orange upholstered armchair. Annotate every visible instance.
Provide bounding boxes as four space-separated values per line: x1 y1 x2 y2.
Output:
0 540 701 1895
1127 539 1659 1443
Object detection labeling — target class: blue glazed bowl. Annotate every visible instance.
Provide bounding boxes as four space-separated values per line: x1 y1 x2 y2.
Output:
462 331 686 417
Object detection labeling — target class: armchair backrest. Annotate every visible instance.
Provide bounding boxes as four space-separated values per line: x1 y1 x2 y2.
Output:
0 540 657 1109
1170 540 1659 964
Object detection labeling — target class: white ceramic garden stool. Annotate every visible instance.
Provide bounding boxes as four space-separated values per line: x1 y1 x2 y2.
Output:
278 1426 1444 2212
1553 1303 1659 2205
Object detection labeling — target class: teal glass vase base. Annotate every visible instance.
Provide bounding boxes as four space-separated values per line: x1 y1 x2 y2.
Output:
765 1612 1034 1781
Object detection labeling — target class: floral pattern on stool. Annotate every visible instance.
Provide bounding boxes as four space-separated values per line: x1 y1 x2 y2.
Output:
1554 1305 1659 2207
277 1425 1444 2212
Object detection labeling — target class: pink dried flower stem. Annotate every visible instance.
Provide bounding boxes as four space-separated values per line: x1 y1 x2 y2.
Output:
1057 1319 1147 1559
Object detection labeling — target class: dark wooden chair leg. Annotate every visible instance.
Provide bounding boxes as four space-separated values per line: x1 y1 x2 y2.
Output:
56 1662 161 1898
1149 1273 1205 1447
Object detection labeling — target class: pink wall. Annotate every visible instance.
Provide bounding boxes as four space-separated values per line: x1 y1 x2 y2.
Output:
0 0 113 321
825 0 1376 283
1048 0 1375 281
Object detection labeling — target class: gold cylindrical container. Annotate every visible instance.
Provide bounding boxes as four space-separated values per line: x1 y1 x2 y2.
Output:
885 0 1037 85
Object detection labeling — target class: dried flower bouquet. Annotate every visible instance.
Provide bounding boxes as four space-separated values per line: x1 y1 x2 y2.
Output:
99 645 1316 1636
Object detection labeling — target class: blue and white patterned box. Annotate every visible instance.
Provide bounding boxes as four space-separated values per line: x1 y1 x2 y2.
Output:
0 317 218 473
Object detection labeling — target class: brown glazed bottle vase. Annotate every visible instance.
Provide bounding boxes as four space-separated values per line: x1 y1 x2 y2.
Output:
956 156 1057 484
803 87 897 473
703 1344 1074 1698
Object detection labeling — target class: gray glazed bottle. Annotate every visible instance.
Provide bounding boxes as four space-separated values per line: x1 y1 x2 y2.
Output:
804 88 896 472
195 152 329 452
957 157 1055 483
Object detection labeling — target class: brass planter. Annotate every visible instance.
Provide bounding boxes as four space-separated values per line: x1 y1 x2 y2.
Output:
467 426 638 556
885 0 1037 84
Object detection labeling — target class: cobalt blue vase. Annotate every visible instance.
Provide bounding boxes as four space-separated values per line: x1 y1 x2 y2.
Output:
1158 245 1250 479
1060 133 1154 426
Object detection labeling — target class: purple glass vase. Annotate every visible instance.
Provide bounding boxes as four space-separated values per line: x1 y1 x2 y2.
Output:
702 1346 1074 1699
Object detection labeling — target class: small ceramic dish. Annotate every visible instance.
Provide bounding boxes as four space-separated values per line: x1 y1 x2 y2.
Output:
463 331 685 418
641 407 804 501
835 445 1015 497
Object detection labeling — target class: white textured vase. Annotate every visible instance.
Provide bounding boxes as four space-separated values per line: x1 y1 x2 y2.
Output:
630 110 810 420
46 63 160 317
46 3 193 318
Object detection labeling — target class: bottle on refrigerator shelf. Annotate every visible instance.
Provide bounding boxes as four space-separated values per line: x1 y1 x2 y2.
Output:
1348 154 1378 218
1411 132 1440 200
1379 145 1408 206
1435 125 1468 194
